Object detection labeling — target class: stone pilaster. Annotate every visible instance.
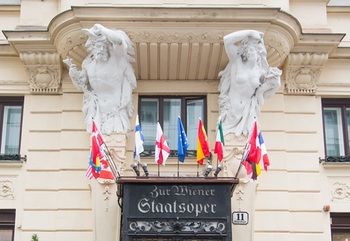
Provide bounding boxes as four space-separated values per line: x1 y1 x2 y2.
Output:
223 133 256 241
91 133 127 241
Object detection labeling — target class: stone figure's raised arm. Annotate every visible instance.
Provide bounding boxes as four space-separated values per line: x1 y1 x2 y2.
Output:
88 24 129 51
224 30 263 60
63 58 88 91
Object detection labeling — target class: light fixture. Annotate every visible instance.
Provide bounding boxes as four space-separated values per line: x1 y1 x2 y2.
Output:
203 164 213 177
131 162 140 176
141 163 149 177
214 164 223 177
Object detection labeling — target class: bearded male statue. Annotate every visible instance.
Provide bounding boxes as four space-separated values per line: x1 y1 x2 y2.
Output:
64 24 136 134
219 30 281 136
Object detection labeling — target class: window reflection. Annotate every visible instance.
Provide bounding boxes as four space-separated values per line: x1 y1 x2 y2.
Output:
324 107 344 156
139 97 205 155
140 99 159 151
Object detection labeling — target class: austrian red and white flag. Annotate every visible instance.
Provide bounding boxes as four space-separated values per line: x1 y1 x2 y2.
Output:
155 122 170 165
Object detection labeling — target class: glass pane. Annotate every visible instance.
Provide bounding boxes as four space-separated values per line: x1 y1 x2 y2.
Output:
346 108 350 154
0 229 14 241
163 99 181 150
187 99 204 150
1 106 22 155
324 107 344 156
332 232 350 241
140 99 159 151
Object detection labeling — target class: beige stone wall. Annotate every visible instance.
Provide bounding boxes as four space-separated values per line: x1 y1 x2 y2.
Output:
18 92 94 241
0 6 20 42
256 94 328 241
1 1 350 241
327 8 350 47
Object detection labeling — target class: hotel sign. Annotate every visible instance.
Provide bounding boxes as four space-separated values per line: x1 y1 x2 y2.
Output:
121 182 233 240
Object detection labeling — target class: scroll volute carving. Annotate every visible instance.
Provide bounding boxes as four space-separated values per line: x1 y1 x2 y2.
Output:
283 52 328 95
20 52 62 94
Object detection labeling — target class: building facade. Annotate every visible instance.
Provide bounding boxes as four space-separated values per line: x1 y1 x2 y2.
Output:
0 0 350 241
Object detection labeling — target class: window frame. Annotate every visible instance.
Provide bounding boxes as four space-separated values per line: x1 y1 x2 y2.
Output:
0 97 24 157
0 209 15 241
322 99 350 157
331 212 350 241
138 95 207 156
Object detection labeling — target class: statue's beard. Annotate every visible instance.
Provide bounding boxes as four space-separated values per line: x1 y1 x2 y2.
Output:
94 51 109 62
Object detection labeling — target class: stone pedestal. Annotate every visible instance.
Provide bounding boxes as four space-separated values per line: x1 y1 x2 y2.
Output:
90 133 127 241
223 133 256 241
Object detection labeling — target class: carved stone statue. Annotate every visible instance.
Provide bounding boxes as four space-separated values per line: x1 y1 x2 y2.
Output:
64 24 136 134
218 30 281 136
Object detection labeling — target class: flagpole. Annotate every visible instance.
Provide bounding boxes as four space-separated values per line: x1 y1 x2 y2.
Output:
196 163 199 177
234 143 248 179
102 143 121 178
158 164 160 177
177 159 179 178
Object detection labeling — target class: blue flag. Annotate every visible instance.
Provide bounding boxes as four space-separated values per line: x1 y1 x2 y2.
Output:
177 116 189 162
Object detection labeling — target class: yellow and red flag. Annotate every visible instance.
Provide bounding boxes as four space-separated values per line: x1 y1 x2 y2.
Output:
196 118 210 165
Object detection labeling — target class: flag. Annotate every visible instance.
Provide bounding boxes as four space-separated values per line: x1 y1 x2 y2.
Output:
196 118 210 165
177 116 189 162
86 166 93 179
98 158 115 180
259 131 270 171
242 121 270 180
134 115 144 160
89 121 115 180
214 119 225 162
155 122 170 165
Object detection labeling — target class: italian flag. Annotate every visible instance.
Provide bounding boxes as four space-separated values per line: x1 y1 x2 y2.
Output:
214 120 225 162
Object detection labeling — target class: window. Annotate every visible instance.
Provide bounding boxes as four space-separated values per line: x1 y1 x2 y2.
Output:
0 97 23 159
322 99 350 160
0 209 15 241
139 96 206 156
331 213 350 241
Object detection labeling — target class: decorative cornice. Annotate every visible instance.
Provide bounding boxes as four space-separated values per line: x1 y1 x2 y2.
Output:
283 52 328 95
330 47 350 59
3 6 344 81
19 52 62 94
0 44 18 56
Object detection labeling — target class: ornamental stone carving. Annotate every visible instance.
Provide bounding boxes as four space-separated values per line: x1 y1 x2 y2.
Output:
283 52 328 95
129 220 226 234
20 52 62 94
64 24 137 134
218 30 281 136
332 182 350 201
0 180 14 200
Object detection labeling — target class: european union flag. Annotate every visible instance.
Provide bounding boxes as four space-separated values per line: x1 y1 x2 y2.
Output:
177 116 189 162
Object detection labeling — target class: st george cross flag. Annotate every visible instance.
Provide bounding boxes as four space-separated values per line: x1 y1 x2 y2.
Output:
134 115 144 160
214 118 225 162
242 121 270 180
155 122 170 165
88 121 115 180
177 116 189 162
196 118 210 165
